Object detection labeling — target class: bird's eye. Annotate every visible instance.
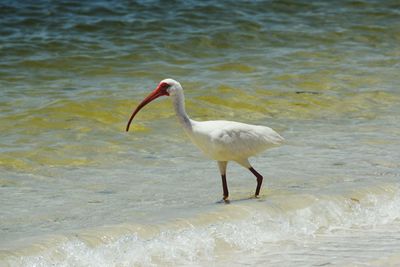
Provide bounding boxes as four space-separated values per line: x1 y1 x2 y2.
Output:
160 82 170 89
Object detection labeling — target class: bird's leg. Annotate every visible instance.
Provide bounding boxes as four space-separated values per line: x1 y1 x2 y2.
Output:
249 167 263 198
235 159 264 198
217 161 229 202
221 174 229 201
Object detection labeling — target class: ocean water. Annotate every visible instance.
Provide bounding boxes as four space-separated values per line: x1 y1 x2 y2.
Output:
1 0 400 266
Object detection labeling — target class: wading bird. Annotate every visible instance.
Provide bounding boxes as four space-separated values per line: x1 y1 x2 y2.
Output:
126 79 284 202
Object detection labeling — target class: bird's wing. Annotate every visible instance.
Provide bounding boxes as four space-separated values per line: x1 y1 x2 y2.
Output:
206 121 283 160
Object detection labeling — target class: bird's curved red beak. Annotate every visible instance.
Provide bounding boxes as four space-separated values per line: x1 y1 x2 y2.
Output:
126 83 170 132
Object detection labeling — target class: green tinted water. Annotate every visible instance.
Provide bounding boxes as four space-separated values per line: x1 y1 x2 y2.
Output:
1 0 400 266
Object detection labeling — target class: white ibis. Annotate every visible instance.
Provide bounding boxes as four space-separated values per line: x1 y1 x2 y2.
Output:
126 79 284 202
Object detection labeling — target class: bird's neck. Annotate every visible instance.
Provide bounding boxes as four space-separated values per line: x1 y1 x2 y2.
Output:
171 90 193 131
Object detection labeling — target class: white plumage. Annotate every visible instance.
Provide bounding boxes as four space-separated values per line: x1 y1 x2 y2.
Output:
188 120 283 163
126 78 284 202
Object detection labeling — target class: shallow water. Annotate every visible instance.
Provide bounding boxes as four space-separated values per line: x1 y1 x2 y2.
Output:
1 0 400 266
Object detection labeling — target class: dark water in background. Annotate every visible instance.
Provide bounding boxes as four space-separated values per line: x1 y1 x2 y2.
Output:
1 1 400 266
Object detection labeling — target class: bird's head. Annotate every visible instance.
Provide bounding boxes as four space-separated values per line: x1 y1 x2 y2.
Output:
126 78 181 132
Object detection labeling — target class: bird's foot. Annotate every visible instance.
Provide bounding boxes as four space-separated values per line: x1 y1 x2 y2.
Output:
216 196 230 204
223 195 230 204
251 194 260 199
216 199 230 204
